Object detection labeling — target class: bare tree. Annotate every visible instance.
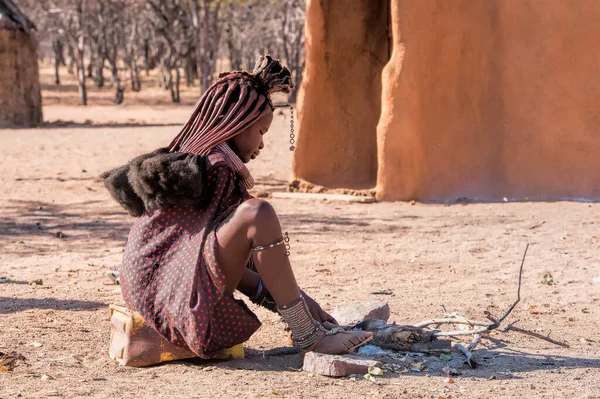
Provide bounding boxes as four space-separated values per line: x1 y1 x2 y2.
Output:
279 0 305 102
51 39 64 84
147 0 195 102
17 0 307 105
224 0 305 102
44 0 89 105
191 0 224 92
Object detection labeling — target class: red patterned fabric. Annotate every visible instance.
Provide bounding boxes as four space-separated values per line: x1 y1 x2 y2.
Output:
119 153 260 358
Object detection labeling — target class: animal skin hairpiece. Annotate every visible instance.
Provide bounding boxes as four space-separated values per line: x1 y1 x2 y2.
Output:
274 103 295 151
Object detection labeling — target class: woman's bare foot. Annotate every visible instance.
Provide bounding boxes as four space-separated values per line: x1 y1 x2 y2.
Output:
309 330 373 355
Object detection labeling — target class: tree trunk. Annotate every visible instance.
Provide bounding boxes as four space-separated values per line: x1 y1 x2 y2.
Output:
67 44 76 75
94 58 105 88
193 0 222 93
135 68 142 92
87 60 94 78
184 57 195 87
56 40 65 66
144 39 150 76
54 60 61 85
227 24 242 70
169 68 180 103
158 59 170 89
112 67 124 104
175 68 181 102
52 40 61 85
167 68 174 102
76 39 87 106
129 62 141 92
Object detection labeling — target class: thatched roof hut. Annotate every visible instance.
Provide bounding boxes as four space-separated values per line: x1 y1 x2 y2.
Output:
0 0 43 127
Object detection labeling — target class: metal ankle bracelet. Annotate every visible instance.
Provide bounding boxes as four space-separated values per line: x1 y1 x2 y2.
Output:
252 232 290 256
277 296 326 349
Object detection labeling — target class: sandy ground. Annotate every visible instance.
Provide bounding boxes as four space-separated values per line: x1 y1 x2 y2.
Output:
1 67 599 399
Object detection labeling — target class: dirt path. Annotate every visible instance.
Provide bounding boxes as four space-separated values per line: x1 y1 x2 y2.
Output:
1 78 599 398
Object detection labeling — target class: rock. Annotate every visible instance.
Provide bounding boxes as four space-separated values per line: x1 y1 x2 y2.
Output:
331 301 390 325
302 352 382 377
28 279 43 286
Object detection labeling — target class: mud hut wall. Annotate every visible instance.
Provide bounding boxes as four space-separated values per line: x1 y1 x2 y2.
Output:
0 28 43 127
377 0 600 201
292 0 389 189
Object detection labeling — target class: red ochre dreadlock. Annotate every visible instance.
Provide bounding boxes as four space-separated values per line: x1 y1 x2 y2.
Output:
168 55 292 189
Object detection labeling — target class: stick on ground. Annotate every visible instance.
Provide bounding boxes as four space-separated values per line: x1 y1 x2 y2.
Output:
485 314 569 348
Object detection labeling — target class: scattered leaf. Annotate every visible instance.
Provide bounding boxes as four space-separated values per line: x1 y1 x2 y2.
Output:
368 366 384 376
444 377 454 384
529 305 539 315
41 374 54 381
410 361 426 372
541 272 554 285
272 391 279 395
286 367 302 372
567 317 575 322
28 279 43 286
0 354 19 372
69 281 78 285
581 308 589 314
53 267 61 272
440 353 452 362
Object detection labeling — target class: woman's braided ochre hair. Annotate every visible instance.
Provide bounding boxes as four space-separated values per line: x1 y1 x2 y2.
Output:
169 55 293 156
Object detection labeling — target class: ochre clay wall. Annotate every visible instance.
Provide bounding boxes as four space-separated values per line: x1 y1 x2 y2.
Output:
0 29 43 128
292 0 388 189
377 0 600 201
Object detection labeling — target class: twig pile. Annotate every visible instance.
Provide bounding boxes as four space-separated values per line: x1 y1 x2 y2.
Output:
412 243 569 368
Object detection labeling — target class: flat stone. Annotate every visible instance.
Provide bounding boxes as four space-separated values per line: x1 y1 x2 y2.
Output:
331 301 390 325
302 352 382 377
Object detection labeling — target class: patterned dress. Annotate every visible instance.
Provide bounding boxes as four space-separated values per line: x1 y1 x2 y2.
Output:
120 153 261 358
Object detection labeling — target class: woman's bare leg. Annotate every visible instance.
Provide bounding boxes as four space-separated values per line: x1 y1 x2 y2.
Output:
214 199 300 304
214 199 372 353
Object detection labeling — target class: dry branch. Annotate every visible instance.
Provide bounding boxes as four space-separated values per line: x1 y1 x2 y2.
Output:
485 314 569 348
451 342 476 368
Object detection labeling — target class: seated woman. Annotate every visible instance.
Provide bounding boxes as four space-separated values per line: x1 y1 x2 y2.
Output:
102 55 372 358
